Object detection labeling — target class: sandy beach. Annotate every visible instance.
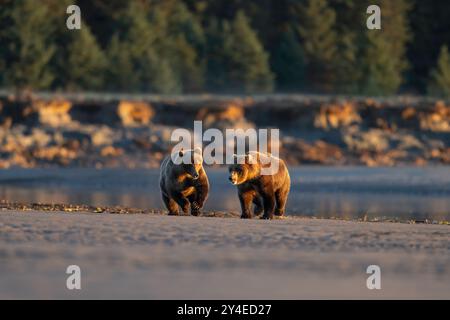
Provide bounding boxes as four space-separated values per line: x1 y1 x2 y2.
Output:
0 210 449 299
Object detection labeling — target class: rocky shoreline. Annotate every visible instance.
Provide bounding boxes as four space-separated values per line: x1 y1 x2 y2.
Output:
0 93 449 168
1 201 448 225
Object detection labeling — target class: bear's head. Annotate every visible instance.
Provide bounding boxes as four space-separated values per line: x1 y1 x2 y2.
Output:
228 153 258 185
173 147 203 180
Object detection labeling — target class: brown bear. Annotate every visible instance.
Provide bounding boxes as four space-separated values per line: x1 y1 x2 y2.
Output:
159 147 209 216
228 151 290 219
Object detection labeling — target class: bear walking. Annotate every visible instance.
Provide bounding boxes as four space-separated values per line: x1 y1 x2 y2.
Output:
159 147 209 216
228 151 290 219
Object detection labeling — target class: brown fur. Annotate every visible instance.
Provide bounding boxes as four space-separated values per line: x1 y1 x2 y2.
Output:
159 148 209 216
228 151 290 219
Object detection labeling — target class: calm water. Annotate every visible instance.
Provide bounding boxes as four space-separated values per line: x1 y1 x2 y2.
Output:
0 167 449 221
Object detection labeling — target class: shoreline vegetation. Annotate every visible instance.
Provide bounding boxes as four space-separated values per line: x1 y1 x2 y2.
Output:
1 201 448 225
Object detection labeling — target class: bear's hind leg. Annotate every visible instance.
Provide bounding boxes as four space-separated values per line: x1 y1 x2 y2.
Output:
261 191 276 220
239 191 254 219
274 184 290 216
253 196 263 216
163 194 179 216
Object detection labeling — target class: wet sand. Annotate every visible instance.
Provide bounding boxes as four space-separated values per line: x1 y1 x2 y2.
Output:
0 210 449 299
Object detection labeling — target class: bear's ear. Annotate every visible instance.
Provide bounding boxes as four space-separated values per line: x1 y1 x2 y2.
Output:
178 149 184 157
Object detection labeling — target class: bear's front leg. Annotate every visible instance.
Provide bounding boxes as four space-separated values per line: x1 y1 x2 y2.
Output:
162 194 179 215
261 192 276 220
238 190 254 219
173 193 190 215
190 176 209 216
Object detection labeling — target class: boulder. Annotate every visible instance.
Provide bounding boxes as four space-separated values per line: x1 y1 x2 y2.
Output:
117 101 155 127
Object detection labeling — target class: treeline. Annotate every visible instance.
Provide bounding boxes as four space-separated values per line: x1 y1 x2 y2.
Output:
1 0 450 96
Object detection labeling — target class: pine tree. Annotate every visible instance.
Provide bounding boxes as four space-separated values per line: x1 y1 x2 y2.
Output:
0 0 55 90
228 11 274 93
359 0 411 95
53 25 107 91
271 28 306 91
295 0 338 92
205 18 231 91
360 32 400 95
207 11 274 93
335 31 361 94
149 1 205 92
105 35 137 92
428 45 450 98
105 2 180 93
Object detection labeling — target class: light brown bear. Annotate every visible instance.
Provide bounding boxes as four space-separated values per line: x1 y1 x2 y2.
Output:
228 151 290 219
159 147 209 216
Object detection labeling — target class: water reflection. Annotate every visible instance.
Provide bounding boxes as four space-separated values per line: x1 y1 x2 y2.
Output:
0 167 449 221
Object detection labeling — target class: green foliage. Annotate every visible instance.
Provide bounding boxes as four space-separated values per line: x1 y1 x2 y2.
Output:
105 2 180 93
360 32 401 95
0 0 55 90
428 45 450 98
271 28 306 91
0 0 443 95
206 11 274 93
334 31 360 94
55 25 107 91
295 0 338 92
359 0 411 95
149 1 206 92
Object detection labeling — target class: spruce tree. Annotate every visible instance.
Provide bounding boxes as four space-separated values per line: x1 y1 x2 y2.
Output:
53 25 107 91
206 12 274 93
149 1 205 92
205 18 231 91
335 31 361 94
105 35 137 92
224 11 274 93
105 2 180 93
0 0 55 90
361 32 400 95
271 28 306 91
295 0 338 92
359 0 411 95
428 45 450 98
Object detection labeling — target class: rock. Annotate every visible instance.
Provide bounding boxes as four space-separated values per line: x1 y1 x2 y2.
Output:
196 103 254 130
100 146 124 157
343 129 390 153
282 137 344 165
314 102 361 130
419 101 450 132
117 101 154 127
91 126 115 147
32 146 77 165
35 100 72 127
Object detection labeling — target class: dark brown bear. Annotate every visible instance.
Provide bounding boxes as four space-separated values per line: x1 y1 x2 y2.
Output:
228 151 290 219
159 147 209 216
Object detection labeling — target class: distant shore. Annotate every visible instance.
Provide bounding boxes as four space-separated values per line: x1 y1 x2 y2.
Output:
1 94 450 169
